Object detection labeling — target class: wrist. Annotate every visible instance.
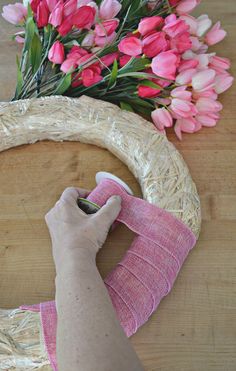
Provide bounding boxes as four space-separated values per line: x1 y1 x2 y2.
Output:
53 243 96 274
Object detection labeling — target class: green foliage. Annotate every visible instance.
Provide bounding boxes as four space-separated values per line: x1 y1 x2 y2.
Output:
30 33 42 74
24 16 36 51
12 0 172 119
120 101 134 112
15 55 23 100
108 59 118 89
53 73 72 95
138 79 163 90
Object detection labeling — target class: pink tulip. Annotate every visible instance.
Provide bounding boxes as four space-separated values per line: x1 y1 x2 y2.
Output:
176 0 200 15
183 52 210 69
138 16 163 36
196 97 222 113
49 1 63 27
118 36 142 57
99 0 122 20
175 68 196 85
171 86 192 101
174 117 196 139
189 36 203 52
195 113 219 127
60 58 77 73
142 31 168 58
119 55 132 67
192 88 218 100
95 19 119 37
196 14 212 37
163 14 189 38
169 0 181 5
57 15 73 35
214 72 234 94
48 41 65 64
77 0 95 6
100 52 119 68
77 0 90 5
60 46 88 73
37 0 49 28
2 3 27 25
205 21 226 46
179 14 198 35
170 97 197 118
63 0 77 17
81 64 103 87
192 69 216 91
171 32 192 53
151 50 178 80
15 31 25 43
81 32 95 47
178 58 198 72
73 5 96 29
46 0 58 12
95 31 117 46
68 45 88 58
138 86 161 98
71 72 83 88
30 0 40 14
151 108 173 131
209 55 230 73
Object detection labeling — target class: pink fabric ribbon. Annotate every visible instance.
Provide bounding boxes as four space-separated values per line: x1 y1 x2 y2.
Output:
21 179 196 371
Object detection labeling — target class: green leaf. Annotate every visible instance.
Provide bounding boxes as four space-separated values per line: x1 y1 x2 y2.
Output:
54 73 72 95
15 55 23 99
120 101 134 112
30 33 42 74
133 104 152 118
24 17 36 51
108 59 118 89
117 72 158 80
127 96 154 108
138 79 163 90
27 3 33 18
119 57 150 73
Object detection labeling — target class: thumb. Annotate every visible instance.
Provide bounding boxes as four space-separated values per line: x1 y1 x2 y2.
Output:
94 195 121 229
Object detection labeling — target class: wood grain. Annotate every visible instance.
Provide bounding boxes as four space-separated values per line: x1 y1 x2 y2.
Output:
0 1 236 370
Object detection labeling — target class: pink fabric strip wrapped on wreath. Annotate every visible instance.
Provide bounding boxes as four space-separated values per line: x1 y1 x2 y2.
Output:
21 179 196 371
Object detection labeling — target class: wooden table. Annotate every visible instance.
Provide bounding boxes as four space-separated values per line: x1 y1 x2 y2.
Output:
0 1 235 370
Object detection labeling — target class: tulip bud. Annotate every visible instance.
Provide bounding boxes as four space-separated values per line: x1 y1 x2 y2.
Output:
49 1 63 27
2 3 27 25
205 21 227 46
192 69 216 91
37 0 49 28
151 108 173 131
48 41 65 64
118 36 142 57
138 16 163 36
73 6 96 29
99 0 122 20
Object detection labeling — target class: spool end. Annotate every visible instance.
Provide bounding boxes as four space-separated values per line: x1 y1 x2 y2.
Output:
95 172 133 195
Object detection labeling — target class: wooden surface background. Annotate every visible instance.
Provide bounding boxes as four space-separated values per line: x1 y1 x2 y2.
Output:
0 1 236 370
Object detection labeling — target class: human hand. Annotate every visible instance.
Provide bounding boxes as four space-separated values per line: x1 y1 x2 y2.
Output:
45 187 121 268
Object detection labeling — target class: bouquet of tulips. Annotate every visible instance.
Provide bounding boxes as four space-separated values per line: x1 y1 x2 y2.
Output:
2 0 233 139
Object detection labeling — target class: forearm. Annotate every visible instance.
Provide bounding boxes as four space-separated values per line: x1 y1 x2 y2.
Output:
55 247 144 371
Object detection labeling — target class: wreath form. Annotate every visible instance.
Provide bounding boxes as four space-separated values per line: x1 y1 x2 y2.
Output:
0 96 201 370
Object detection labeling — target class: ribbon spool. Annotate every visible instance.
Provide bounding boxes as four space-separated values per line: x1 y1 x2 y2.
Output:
77 172 133 214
